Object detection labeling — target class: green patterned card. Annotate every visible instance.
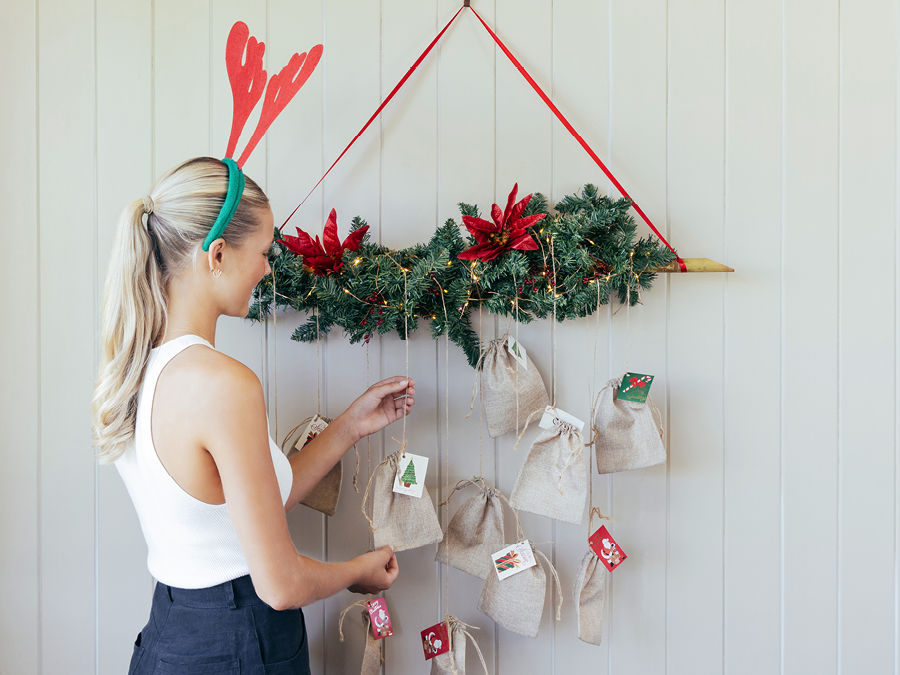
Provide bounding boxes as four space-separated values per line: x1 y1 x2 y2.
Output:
616 373 654 403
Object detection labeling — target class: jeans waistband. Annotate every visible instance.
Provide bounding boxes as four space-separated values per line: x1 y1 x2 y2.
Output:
158 574 265 609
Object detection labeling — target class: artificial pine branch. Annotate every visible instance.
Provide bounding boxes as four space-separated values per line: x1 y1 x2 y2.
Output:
248 184 675 368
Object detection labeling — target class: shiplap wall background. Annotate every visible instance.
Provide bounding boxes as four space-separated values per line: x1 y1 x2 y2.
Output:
2 0 899 673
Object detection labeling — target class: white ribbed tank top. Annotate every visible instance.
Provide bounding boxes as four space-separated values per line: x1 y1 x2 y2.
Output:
114 334 293 589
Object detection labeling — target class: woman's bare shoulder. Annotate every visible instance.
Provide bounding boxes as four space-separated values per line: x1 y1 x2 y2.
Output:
156 344 265 431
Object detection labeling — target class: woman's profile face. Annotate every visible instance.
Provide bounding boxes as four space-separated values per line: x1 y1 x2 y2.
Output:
220 204 275 316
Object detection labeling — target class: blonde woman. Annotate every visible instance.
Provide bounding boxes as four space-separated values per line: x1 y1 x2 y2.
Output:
92 156 412 674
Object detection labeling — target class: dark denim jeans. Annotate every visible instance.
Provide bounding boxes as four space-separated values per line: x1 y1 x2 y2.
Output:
127 575 311 675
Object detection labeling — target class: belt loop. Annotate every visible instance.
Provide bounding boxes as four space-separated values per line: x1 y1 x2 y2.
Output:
165 583 173 603
225 578 237 610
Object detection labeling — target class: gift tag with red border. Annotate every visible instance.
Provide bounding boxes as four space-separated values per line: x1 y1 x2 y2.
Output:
421 621 450 660
589 525 627 571
366 598 393 639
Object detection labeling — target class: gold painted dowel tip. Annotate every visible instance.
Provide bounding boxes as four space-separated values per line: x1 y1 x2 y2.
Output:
653 258 734 273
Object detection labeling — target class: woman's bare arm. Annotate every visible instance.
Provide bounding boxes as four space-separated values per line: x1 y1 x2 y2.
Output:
284 376 416 511
200 361 400 610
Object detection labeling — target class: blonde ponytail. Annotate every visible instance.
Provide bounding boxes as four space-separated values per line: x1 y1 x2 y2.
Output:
91 157 268 462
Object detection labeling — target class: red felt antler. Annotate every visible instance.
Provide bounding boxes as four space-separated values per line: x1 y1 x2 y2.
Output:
236 43 324 168
224 21 267 160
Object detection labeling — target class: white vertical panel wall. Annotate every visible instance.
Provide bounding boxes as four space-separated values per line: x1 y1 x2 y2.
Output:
1 1 898 674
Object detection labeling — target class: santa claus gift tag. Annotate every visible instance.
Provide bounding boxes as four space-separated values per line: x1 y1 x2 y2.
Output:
421 621 450 660
392 452 428 498
589 525 627 572
491 539 538 581
616 373 655 404
366 598 393 639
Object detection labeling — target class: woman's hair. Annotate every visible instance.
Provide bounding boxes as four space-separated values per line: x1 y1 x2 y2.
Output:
91 157 269 463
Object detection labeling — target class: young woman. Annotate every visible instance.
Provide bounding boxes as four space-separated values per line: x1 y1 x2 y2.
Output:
92 156 412 674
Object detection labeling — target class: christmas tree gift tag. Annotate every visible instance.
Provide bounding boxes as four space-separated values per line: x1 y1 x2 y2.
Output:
366 598 393 639
616 373 654 404
421 621 450 660
506 335 528 370
589 525 627 572
393 453 428 498
491 539 538 581
538 405 585 432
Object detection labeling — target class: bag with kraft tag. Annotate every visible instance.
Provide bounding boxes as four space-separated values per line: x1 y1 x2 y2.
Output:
593 376 665 474
362 449 443 553
435 480 505 580
282 416 343 516
477 540 563 638
338 602 382 675
430 616 490 675
508 417 587 524
573 548 607 645
477 334 550 438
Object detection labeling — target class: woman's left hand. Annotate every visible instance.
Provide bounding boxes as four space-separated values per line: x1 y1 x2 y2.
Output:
340 376 416 443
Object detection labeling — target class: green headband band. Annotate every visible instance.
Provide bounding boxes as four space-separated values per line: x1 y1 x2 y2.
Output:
202 158 245 252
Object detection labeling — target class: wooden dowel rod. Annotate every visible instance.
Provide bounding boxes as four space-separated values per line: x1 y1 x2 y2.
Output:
653 258 734 274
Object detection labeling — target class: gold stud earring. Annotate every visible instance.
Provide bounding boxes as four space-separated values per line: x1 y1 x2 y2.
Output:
212 268 222 278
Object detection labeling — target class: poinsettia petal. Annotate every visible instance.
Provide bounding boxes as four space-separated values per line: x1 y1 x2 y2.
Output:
342 224 370 252
502 183 519 225
509 233 539 251
287 228 322 258
457 242 500 260
490 203 503 228
462 215 499 234
514 213 547 230
322 209 342 256
508 192 532 223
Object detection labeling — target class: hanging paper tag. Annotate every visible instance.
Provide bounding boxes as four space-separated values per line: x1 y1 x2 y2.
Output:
589 525 627 571
538 405 585 432
616 373 654 404
421 621 450 660
287 414 329 458
506 335 528 370
491 539 538 581
366 598 393 639
392 452 428 498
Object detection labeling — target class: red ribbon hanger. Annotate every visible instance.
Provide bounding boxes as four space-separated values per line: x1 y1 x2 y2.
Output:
281 5 685 272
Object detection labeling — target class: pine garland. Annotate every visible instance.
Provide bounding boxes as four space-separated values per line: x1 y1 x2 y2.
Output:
248 184 674 368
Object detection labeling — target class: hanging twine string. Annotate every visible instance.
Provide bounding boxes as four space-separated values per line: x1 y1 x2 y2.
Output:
316 307 321 415
436 277 453 625
337 599 368 642
513 270 520 475
588 507 612 532
586 280 602 534
366 341 373 547
478 303 484 478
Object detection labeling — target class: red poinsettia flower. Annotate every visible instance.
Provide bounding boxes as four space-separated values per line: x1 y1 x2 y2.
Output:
281 208 369 276
457 183 547 261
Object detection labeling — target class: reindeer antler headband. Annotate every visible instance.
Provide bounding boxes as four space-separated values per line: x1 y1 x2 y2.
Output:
202 22 323 252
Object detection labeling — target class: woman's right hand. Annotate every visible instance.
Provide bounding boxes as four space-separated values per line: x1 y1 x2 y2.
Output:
348 545 400 595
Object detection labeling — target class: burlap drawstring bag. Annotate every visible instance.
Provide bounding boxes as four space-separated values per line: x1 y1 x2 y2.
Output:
338 601 382 675
477 538 563 638
508 417 587 524
592 376 665 474
573 548 607 645
471 334 550 438
435 479 505 580
361 448 443 553
430 616 489 675
281 416 343 516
